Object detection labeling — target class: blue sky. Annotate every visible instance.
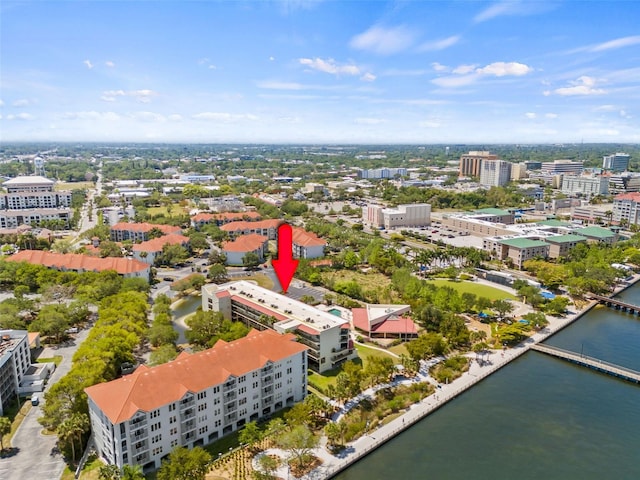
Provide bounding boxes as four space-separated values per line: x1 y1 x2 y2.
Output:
1 0 639 143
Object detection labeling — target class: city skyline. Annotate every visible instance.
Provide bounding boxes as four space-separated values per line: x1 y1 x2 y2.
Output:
1 0 639 144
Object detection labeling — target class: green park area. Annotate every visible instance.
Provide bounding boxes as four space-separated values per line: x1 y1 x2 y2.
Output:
427 279 515 301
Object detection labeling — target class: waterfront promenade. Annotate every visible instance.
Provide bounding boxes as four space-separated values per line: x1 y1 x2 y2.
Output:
282 277 640 480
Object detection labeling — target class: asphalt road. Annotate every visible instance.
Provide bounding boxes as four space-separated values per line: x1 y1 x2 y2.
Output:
0 329 91 480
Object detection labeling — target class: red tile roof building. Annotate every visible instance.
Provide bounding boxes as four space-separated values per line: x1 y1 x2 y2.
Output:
351 304 419 339
291 227 327 259
220 219 282 240
110 222 182 242
7 250 150 279
221 234 268 266
85 329 308 470
132 234 190 264
190 211 261 229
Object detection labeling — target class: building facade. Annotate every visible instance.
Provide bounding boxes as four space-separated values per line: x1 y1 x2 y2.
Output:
110 223 182 242
603 153 630 172
291 227 326 259
222 234 269 266
202 281 355 373
85 329 308 471
479 159 512 187
363 204 431 229
613 193 640 226
541 160 583 176
459 151 498 177
561 175 609 197
0 330 30 416
0 176 72 228
359 168 407 179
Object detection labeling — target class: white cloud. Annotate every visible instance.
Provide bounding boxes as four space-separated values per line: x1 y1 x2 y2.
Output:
168 114 183 121
360 72 376 82
419 35 461 52
105 61 115 68
100 89 157 103
433 61 533 88
545 113 558 119
474 1 555 23
354 117 385 125
6 113 34 121
192 112 258 122
431 63 449 72
595 105 616 111
549 76 607 96
452 64 477 75
620 110 632 119
476 62 533 76
12 99 31 107
299 58 361 76
257 81 306 90
128 111 166 122
350 25 415 55
269 56 275 61
432 75 479 88
60 111 120 121
525 112 537 119
0 99 4 107
590 35 640 52
83 60 93 69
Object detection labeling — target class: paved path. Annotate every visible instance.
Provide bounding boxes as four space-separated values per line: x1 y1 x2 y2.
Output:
0 329 91 480
253 297 605 480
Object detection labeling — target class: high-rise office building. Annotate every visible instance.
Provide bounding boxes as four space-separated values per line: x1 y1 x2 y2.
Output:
603 153 630 172
479 159 512 187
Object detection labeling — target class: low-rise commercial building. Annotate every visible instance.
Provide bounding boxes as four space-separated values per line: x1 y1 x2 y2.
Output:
202 281 355 373
544 234 588 258
85 329 308 471
351 304 418 340
483 237 549 269
363 204 431 229
561 175 609 197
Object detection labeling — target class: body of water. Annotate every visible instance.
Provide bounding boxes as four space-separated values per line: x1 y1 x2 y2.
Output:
334 287 640 480
171 294 201 344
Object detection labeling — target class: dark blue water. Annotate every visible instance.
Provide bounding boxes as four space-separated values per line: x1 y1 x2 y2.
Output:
334 286 640 480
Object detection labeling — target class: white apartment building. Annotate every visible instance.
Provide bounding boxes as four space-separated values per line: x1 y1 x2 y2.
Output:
479 159 512 187
0 330 31 416
363 204 431 229
613 193 640 226
608 173 640 194
359 168 407 179
85 329 308 472
202 281 355 373
561 175 609 197
0 176 72 228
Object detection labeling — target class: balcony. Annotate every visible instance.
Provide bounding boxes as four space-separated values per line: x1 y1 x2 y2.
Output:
261 375 273 385
224 391 236 402
180 397 195 409
181 431 196 443
132 428 148 440
331 350 352 363
224 413 237 426
261 365 273 376
262 386 273 396
223 380 236 392
181 409 195 420
262 396 273 408
224 401 237 413
129 418 147 428
132 441 148 455
181 419 196 431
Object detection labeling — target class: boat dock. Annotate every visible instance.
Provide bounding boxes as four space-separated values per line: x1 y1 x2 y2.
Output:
531 343 640 384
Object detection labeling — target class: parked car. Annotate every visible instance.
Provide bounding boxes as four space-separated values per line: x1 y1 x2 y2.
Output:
65 327 79 334
31 394 39 406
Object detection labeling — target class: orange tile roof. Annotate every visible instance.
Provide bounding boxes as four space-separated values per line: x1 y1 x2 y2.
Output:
292 227 327 247
132 234 190 253
7 250 149 275
220 219 282 232
191 211 261 222
352 308 418 335
84 329 307 424
615 192 640 202
111 222 182 235
222 234 268 253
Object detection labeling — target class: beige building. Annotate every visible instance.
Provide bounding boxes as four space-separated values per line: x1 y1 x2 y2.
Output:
484 237 549 269
459 151 498 177
544 234 588 258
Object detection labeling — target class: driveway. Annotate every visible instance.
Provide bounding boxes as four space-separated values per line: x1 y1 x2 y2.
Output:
1 329 91 480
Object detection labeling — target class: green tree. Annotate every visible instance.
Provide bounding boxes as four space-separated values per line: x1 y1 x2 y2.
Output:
276 424 319 469
157 243 190 267
149 344 179 366
99 240 124 258
242 252 261 270
207 264 229 283
98 464 121 480
492 299 514 322
238 421 263 452
121 464 145 480
157 446 211 480
147 323 179 347
0 416 11 451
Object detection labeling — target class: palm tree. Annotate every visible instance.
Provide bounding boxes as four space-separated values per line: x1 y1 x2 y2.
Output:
121 464 144 480
58 413 90 462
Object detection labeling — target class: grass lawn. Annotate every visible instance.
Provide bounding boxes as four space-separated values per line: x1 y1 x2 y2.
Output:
147 206 190 217
54 181 94 191
60 453 103 480
427 279 515 301
322 270 391 292
37 355 63 366
388 343 410 357
233 274 274 290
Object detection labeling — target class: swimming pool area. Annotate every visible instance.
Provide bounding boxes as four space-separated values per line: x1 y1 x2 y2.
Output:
328 308 342 317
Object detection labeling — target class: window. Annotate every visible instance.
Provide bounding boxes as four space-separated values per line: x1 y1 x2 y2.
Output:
275 382 282 389
198 404 207 411
275 372 282 379
170 428 177 436
215 420 221 427
239 375 246 383
252 381 259 389
239 398 247 405
286 367 292 374
170 439 178 448
213 386 220 393
169 416 177 424
253 403 259 410
197 391 207 400
239 386 246 394
150 410 160 419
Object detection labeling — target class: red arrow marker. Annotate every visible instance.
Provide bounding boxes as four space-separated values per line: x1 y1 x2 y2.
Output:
272 223 299 294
